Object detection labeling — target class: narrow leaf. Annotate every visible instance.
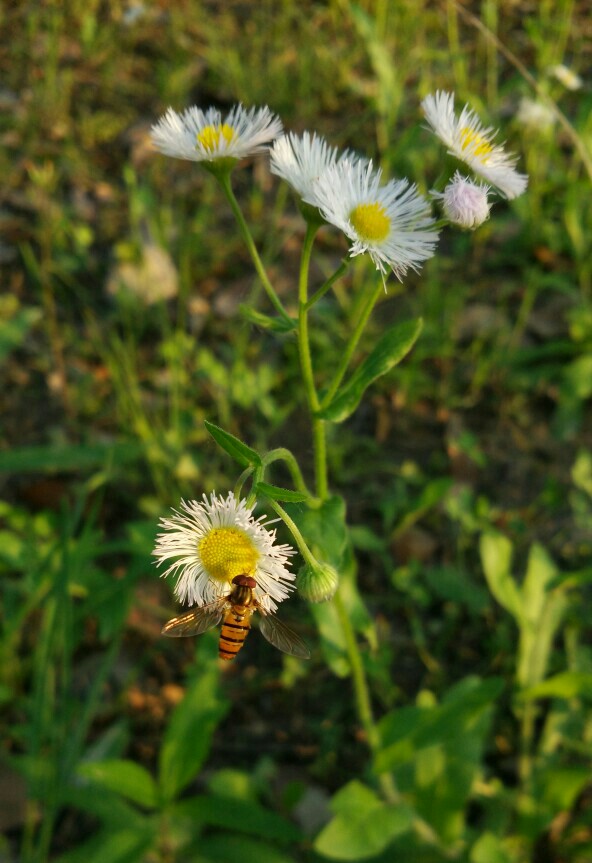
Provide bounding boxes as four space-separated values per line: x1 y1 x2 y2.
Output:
479 532 523 621
158 662 229 803
239 305 297 333
204 420 261 468
318 318 423 423
255 482 309 503
171 794 301 843
78 759 158 809
520 671 592 701
52 826 156 863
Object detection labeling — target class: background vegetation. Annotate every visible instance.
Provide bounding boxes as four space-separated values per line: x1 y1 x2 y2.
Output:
1 0 591 861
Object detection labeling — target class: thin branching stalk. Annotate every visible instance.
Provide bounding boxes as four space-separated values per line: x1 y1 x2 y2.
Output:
219 174 293 322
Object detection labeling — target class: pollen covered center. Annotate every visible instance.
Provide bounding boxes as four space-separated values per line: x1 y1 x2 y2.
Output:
459 127 493 160
349 202 390 242
196 123 236 154
198 527 259 583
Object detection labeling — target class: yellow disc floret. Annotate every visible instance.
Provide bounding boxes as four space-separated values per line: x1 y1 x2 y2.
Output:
198 527 259 583
349 202 390 242
459 127 493 161
196 123 236 153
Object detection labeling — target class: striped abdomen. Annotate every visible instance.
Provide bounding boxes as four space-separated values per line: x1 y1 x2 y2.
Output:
218 576 257 661
218 603 253 660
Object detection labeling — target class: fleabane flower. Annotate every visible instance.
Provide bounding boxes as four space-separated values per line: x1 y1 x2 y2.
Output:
305 159 439 281
153 492 296 613
270 131 363 200
433 172 491 230
421 91 528 200
150 104 283 167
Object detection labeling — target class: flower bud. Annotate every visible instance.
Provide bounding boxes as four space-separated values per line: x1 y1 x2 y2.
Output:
435 172 491 230
296 562 339 603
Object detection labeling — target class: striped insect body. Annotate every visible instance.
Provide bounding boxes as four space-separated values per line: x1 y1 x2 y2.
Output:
162 574 310 661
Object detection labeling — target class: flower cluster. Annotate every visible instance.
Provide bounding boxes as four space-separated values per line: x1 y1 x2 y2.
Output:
421 90 527 229
151 94 527 613
151 103 439 281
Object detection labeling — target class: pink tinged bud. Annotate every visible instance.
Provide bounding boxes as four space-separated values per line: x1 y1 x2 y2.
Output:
439 173 491 230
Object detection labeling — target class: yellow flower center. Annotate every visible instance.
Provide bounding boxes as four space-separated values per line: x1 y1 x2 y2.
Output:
196 123 236 154
459 127 493 161
198 527 259 583
349 202 390 242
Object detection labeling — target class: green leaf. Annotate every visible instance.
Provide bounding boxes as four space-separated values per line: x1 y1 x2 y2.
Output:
317 318 423 422
479 532 523 621
521 542 558 625
377 676 504 769
314 781 413 860
194 835 297 863
77 759 158 809
171 794 301 843
520 671 592 701
284 497 375 675
204 420 262 468
255 482 309 503
376 676 503 844
60 785 144 829
470 832 514 863
239 304 297 333
158 662 229 803
52 825 156 863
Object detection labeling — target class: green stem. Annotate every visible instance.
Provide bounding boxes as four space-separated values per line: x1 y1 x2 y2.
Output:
333 589 379 749
245 463 264 509
305 259 350 310
518 701 536 786
267 499 318 568
263 448 312 496
320 278 383 410
297 224 329 500
218 173 291 322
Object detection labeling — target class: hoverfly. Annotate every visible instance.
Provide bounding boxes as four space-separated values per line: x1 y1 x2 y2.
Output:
162 574 310 661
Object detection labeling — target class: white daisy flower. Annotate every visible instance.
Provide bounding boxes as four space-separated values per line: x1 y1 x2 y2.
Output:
150 103 283 165
433 172 491 230
421 91 528 200
305 159 439 281
269 131 364 199
153 491 296 613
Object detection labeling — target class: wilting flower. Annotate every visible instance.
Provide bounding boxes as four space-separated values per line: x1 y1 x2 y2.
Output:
270 131 363 200
433 172 491 230
305 159 439 281
421 91 527 200
153 492 296 613
150 104 283 166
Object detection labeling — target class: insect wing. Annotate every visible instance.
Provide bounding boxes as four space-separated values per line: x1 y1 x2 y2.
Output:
162 602 225 638
258 613 311 659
